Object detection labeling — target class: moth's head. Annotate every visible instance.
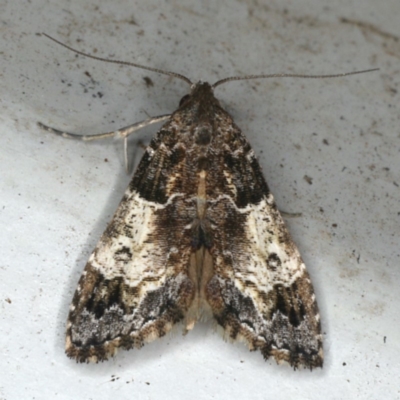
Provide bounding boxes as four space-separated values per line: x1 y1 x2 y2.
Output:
178 81 220 109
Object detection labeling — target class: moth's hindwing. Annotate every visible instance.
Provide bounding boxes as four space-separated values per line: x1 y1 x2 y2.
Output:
66 82 323 369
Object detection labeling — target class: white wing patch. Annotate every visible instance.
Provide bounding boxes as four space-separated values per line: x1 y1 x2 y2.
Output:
90 189 187 290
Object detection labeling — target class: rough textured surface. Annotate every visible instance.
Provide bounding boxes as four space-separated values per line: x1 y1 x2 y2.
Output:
66 83 322 368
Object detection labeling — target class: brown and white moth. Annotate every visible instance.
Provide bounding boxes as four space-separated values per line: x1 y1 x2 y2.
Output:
39 34 377 369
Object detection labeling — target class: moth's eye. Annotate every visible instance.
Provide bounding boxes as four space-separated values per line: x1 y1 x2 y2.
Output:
179 94 190 107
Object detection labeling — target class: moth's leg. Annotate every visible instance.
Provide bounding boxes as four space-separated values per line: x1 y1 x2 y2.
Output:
280 210 302 218
38 114 171 172
37 114 171 141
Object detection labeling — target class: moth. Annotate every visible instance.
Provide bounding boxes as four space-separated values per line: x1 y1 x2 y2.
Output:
39 34 377 369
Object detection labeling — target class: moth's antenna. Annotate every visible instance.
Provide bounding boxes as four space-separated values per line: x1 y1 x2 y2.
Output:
41 33 193 86
212 69 379 88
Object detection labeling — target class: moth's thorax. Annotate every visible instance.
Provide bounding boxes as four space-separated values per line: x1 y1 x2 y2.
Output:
176 82 222 124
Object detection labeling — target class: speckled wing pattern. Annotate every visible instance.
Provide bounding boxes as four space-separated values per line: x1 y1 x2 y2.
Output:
66 82 323 369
